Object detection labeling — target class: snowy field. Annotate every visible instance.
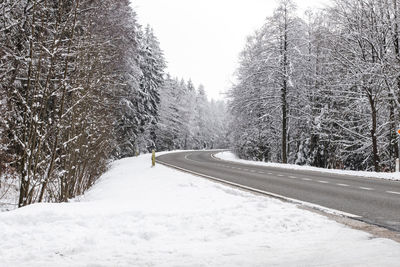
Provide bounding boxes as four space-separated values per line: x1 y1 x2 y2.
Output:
1 153 400 266
216 151 400 181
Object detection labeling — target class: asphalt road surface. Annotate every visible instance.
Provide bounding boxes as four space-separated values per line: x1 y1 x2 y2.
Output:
157 150 400 232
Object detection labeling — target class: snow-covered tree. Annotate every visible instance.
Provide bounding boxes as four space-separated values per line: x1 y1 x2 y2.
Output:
229 0 400 172
0 0 168 206
154 76 229 151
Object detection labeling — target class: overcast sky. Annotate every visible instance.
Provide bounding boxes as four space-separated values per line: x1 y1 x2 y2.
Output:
130 0 330 100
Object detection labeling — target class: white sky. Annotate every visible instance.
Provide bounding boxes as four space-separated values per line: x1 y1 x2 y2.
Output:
130 0 330 100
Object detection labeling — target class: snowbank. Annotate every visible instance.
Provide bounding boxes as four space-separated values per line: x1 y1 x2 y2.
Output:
0 152 399 266
216 151 400 181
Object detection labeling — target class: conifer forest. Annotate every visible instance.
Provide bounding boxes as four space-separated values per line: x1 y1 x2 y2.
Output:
0 0 228 207
2 0 400 208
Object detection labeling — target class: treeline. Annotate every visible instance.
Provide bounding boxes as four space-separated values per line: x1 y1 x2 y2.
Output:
0 1 227 208
153 76 230 151
229 0 400 172
0 0 163 206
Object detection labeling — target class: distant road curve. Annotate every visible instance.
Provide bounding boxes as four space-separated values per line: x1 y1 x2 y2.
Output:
157 150 400 232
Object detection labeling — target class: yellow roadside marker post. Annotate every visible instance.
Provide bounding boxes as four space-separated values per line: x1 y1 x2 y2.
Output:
152 150 155 167
397 129 400 172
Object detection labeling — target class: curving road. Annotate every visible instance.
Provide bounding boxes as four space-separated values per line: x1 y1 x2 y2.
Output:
157 150 400 232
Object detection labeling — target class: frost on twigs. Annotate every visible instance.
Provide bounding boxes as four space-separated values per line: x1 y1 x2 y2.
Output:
229 0 400 173
0 0 168 207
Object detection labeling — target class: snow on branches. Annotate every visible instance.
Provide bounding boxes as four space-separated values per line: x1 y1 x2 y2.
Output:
229 0 400 172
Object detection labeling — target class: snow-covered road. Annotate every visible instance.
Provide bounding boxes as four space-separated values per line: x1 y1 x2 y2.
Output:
1 153 399 266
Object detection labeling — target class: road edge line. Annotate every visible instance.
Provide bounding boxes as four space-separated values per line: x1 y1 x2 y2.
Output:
156 158 361 219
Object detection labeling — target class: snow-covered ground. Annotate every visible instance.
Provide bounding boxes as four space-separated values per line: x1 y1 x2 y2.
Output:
1 152 400 266
216 151 400 181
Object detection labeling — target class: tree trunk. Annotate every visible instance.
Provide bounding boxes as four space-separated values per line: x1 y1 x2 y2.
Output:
281 4 289 164
367 93 380 172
